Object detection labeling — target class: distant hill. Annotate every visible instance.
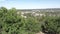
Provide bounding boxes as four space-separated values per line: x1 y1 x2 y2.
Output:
17 8 60 12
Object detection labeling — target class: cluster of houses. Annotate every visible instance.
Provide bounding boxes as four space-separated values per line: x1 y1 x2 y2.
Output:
17 9 60 18
17 10 46 18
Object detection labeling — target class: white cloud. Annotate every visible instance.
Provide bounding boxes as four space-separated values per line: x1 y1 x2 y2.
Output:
0 0 6 2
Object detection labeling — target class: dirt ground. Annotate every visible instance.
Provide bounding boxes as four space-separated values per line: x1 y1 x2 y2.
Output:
36 32 45 34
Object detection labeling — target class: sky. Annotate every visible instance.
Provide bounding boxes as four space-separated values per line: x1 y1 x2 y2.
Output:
0 0 60 9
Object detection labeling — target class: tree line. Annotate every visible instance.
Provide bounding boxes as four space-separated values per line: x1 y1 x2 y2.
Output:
0 7 60 34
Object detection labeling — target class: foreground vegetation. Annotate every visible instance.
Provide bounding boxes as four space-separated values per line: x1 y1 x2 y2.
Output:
0 7 60 34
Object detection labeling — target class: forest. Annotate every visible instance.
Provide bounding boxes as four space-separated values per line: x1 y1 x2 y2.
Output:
0 7 60 34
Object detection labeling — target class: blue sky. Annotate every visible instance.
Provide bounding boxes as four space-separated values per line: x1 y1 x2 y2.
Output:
0 0 60 9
